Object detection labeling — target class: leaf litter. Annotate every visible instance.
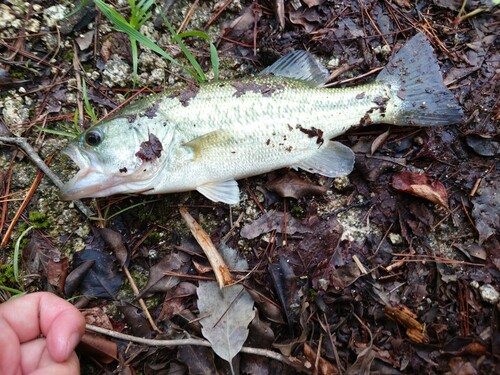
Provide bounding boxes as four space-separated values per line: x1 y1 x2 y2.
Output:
0 0 499 374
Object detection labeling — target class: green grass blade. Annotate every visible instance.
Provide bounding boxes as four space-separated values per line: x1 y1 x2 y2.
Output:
14 226 34 285
177 30 219 81
161 15 206 82
82 79 98 124
94 0 197 79
36 127 79 138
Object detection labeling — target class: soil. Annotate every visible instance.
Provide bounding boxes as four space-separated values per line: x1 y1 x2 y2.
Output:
0 0 498 374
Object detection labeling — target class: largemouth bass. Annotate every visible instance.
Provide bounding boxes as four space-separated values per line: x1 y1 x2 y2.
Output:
60 33 463 204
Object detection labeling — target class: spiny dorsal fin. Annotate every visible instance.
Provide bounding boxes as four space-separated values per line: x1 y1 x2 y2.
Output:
260 50 329 87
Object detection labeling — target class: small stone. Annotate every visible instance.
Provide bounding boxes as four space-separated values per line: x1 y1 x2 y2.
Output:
388 233 403 245
479 284 499 305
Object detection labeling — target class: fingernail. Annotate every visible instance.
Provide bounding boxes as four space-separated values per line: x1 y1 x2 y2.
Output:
68 332 81 354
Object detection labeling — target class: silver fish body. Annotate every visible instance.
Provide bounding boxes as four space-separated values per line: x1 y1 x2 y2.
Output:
60 33 463 204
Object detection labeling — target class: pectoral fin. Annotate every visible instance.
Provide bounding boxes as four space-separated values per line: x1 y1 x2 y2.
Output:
295 141 355 177
196 180 240 204
184 130 237 159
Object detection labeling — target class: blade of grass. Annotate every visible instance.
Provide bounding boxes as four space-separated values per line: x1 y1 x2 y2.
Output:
178 30 219 80
161 14 207 82
94 0 199 80
14 226 34 285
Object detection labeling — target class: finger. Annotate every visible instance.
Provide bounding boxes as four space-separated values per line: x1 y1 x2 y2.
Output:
20 338 80 375
29 351 80 375
0 319 22 375
0 292 85 361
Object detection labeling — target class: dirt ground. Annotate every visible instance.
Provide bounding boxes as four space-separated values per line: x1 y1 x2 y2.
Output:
0 0 499 374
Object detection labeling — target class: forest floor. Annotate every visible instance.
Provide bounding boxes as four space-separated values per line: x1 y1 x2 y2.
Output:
0 0 499 374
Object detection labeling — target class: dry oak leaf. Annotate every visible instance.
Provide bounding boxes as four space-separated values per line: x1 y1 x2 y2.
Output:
392 171 448 208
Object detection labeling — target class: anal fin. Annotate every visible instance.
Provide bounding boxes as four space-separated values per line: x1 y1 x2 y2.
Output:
295 141 355 177
196 180 240 204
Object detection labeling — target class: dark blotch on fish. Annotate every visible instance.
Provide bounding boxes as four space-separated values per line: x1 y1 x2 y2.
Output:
297 125 324 145
373 96 389 113
144 100 160 118
232 82 284 98
356 92 365 100
169 84 200 107
119 167 128 173
360 113 372 126
135 133 163 161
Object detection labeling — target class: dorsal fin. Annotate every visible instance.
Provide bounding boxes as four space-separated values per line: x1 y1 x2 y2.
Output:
260 50 329 87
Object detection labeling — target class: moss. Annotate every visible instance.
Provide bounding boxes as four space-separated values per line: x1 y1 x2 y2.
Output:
29 211 50 229
0 264 16 285
291 205 304 218
308 288 319 300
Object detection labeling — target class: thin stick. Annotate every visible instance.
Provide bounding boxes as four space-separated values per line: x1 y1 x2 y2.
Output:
85 323 302 370
0 136 94 217
122 265 160 333
0 157 45 248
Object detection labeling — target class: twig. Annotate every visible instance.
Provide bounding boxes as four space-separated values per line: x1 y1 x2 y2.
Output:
179 207 233 287
85 323 303 370
122 265 161 333
0 136 94 217
0 157 45 248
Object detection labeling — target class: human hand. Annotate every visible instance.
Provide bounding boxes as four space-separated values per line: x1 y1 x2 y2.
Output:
0 292 85 375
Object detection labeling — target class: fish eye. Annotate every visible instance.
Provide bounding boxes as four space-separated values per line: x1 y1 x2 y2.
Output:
84 130 103 147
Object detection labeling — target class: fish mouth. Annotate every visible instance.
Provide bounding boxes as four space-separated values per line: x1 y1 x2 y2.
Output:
60 144 121 200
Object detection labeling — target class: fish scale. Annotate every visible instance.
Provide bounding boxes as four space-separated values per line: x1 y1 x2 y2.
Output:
60 33 463 204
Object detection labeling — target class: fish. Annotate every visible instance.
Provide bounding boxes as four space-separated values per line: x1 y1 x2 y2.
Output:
60 33 463 204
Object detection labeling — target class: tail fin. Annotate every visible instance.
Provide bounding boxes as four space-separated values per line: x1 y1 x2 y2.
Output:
377 33 464 126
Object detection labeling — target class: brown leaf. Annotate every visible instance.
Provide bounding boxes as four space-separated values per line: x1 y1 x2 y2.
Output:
392 171 449 208
240 209 313 239
177 345 216 374
80 333 118 364
370 128 390 155
471 175 499 244
246 288 286 324
266 170 330 199
137 251 190 298
47 256 69 291
99 227 129 266
303 342 339 375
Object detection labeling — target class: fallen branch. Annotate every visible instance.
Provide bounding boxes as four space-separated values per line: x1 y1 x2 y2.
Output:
85 323 307 372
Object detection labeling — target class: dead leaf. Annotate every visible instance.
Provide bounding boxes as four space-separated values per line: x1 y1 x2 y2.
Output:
472 175 499 244
137 251 190 298
71 248 123 299
118 303 152 337
158 282 197 321
76 30 94 50
47 256 69 291
246 288 286 324
266 170 330 199
99 227 129 267
392 171 449 208
197 281 255 370
240 209 313 239
269 255 301 325
80 333 118 364
370 128 390 155
303 342 339 375
177 345 216 374
466 134 500 156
